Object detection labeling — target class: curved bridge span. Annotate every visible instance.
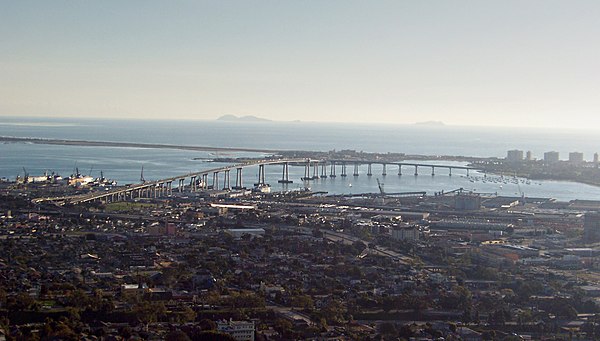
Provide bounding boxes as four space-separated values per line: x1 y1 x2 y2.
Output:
34 158 478 205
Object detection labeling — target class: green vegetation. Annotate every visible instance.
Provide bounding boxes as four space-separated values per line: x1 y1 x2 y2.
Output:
104 201 157 212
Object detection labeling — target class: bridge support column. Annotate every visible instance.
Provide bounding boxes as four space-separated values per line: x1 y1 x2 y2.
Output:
279 162 293 183
431 166 435 176
414 165 418 176
312 162 319 180
398 165 402 176
179 179 185 192
341 163 347 177
320 163 327 178
449 167 452 176
330 162 336 177
367 163 372 176
353 163 359 176
212 172 219 190
223 169 231 190
302 161 311 181
234 168 243 189
167 181 172 195
257 164 266 185
190 176 197 192
467 169 470 176
382 164 387 176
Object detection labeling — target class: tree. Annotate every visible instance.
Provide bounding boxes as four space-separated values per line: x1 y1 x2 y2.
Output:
274 318 293 338
172 305 197 324
199 319 217 331
379 322 398 337
165 330 192 341
134 301 167 324
291 295 314 310
321 300 347 325
191 331 236 341
0 317 10 340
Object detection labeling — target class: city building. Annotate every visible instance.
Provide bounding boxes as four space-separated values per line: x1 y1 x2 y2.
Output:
391 226 420 241
225 228 265 239
544 151 560 163
454 194 482 210
506 149 524 162
525 150 533 161
584 212 600 243
569 152 584 163
217 319 255 341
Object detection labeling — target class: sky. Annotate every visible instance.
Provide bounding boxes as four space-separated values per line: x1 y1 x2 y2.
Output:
1 1 600 128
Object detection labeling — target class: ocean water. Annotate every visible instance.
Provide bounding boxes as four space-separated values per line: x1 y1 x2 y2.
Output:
1 116 600 201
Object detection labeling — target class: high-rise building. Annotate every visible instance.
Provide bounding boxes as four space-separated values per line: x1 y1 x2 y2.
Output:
544 151 560 163
584 213 600 243
525 151 533 161
506 150 524 162
569 152 584 163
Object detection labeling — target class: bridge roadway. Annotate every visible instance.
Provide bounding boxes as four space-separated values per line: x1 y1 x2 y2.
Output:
33 158 479 205
35 158 309 205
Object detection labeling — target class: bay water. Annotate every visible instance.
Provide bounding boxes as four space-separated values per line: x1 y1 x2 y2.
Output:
1 116 599 201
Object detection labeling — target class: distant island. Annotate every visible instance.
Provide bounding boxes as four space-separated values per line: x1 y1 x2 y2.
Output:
216 114 271 122
415 120 445 126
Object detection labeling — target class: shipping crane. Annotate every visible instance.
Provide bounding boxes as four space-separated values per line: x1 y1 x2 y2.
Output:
22 167 29 182
140 166 146 183
376 178 386 205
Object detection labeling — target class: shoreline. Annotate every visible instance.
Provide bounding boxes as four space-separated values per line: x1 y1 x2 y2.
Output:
0 136 282 154
4 135 600 191
468 164 600 190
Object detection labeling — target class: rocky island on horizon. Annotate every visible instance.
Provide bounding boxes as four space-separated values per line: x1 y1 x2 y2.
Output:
216 114 272 122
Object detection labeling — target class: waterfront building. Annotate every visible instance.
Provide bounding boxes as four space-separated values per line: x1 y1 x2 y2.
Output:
525 150 533 161
544 151 560 164
584 212 600 243
454 194 482 210
569 152 584 163
506 149 524 162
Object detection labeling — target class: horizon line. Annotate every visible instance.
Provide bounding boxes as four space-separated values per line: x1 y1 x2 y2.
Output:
0 114 596 132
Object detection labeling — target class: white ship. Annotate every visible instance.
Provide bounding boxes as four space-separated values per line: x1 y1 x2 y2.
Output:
253 183 271 194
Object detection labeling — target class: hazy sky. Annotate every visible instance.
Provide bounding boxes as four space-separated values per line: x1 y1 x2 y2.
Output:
2 1 600 128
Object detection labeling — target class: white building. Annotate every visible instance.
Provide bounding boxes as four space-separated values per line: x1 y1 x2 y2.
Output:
217 319 255 341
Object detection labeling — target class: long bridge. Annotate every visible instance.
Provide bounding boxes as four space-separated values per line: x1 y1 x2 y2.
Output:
33 158 479 205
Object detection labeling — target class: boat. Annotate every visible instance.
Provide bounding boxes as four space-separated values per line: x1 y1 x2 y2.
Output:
253 183 271 194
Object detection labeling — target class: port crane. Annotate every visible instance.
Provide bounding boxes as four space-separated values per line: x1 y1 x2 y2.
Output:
376 178 386 204
140 166 146 184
